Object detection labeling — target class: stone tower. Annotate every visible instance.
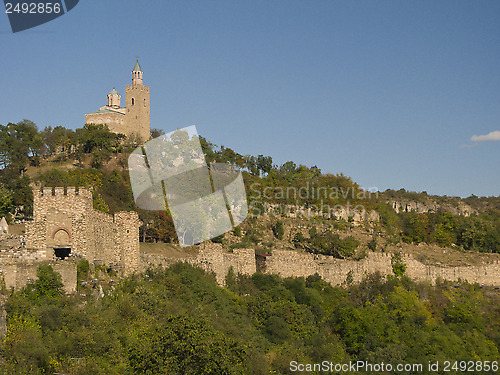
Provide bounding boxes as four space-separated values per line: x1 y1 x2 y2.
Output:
24 187 142 275
125 60 150 142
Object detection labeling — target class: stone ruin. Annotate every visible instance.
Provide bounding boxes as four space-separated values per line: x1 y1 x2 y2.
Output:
0 186 141 293
141 242 500 288
0 185 498 295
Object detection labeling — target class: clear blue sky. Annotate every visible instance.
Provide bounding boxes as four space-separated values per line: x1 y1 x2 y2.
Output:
1 1 499 197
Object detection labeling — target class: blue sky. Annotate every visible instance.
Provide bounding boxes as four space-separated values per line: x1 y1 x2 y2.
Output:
1 1 499 197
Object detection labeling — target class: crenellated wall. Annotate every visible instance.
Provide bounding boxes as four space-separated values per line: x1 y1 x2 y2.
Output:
114 211 142 274
140 243 256 286
8 186 500 293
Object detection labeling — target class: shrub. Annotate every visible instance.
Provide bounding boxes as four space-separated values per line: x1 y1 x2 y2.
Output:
338 236 359 257
271 221 285 240
233 226 242 237
391 252 407 277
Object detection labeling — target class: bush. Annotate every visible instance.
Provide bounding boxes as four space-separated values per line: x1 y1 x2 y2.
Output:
271 221 285 240
391 252 407 277
368 235 377 251
233 226 242 237
211 233 225 243
338 236 359 257
23 265 64 301
264 315 291 343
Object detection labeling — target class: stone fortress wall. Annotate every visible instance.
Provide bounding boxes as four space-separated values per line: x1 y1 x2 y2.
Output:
190 244 256 285
265 250 500 286
140 243 256 286
0 261 76 294
1 187 498 293
140 242 500 287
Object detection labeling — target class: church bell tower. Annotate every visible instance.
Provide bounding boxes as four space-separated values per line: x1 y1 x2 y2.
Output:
125 60 150 142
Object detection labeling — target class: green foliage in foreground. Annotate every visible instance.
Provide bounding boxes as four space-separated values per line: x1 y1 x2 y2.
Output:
1 264 499 374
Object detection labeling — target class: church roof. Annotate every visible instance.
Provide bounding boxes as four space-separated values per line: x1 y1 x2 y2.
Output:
108 88 119 96
88 108 125 115
132 60 142 72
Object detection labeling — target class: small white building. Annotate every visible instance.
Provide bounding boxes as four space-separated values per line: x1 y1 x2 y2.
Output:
0 217 8 234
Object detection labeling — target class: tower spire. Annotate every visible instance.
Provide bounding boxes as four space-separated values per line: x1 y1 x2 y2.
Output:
132 59 143 85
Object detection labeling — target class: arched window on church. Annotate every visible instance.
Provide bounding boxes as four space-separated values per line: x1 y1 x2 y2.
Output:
144 99 146 107
131 98 135 106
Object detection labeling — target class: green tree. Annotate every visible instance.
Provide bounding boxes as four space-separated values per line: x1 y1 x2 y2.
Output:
3 315 48 373
0 169 32 218
338 236 360 257
42 125 75 157
0 120 44 175
271 221 285 240
245 155 259 176
257 154 273 176
76 123 123 154
24 265 64 300
128 315 247 374
279 161 297 179
402 212 429 243
0 184 13 217
150 128 165 139
91 147 112 168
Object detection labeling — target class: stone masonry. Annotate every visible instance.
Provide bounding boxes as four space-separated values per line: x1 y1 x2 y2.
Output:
2 183 498 293
140 242 500 287
265 250 500 286
25 186 141 275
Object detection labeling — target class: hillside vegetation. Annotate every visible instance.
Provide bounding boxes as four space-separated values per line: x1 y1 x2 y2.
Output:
1 263 499 374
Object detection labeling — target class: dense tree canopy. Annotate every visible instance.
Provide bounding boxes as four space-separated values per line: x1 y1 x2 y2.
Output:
1 264 498 374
